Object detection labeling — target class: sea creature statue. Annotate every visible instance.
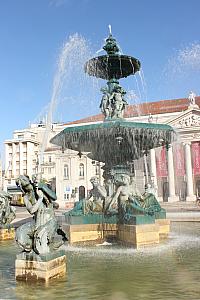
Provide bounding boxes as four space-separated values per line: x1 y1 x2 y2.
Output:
0 191 16 228
15 175 67 255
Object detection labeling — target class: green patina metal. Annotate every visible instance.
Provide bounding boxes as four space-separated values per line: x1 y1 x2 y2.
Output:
51 120 175 164
122 215 155 225
0 191 16 228
65 214 117 225
15 175 68 255
51 28 175 228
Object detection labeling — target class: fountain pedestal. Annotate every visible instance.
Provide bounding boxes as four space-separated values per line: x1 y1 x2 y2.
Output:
15 251 66 283
118 223 160 248
0 227 15 240
63 214 170 246
63 214 117 244
155 219 170 239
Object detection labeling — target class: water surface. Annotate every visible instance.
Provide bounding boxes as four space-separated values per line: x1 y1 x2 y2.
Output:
0 223 200 300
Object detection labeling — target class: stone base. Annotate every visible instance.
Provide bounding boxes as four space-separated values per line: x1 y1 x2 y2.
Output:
168 196 179 202
118 224 159 248
186 195 197 202
155 219 170 239
0 227 15 240
62 223 117 244
15 251 66 283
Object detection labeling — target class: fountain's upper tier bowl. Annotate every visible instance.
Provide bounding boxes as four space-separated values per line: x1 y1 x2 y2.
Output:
50 120 176 165
84 55 141 80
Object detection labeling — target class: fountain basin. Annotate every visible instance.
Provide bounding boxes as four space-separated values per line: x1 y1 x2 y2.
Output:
51 120 176 164
84 54 141 80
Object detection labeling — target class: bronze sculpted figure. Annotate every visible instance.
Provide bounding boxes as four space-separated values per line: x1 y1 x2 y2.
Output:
15 175 67 255
0 191 16 228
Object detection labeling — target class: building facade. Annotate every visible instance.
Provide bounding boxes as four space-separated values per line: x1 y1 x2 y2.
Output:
3 94 200 207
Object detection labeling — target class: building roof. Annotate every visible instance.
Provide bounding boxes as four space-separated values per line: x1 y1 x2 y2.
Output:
65 96 200 126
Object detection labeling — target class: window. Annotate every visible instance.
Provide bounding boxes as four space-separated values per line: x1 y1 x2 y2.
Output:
64 164 69 179
64 193 70 201
95 165 99 175
79 163 84 177
18 135 24 139
48 156 52 163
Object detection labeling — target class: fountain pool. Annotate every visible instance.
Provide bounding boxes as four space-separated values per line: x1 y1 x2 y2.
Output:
1 222 200 300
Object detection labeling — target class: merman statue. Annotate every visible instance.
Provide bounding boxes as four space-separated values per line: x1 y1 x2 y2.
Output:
15 175 68 255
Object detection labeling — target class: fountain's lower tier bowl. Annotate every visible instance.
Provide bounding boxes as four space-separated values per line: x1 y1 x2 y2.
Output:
62 214 170 248
51 120 176 163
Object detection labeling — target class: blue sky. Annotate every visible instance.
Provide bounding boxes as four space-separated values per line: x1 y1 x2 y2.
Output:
1 0 200 157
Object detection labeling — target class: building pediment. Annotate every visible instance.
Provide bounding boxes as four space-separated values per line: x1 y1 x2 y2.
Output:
167 108 200 130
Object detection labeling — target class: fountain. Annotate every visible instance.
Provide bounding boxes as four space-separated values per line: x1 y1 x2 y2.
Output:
1 30 200 299
51 29 176 247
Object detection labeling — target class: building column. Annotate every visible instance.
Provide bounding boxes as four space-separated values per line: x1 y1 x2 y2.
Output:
167 145 179 202
150 148 158 197
184 142 196 201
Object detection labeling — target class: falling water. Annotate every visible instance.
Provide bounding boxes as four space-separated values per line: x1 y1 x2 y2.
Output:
108 24 112 35
38 34 94 175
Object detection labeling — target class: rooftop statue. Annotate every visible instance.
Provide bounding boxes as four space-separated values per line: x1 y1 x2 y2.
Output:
15 175 68 255
0 191 16 228
188 91 198 108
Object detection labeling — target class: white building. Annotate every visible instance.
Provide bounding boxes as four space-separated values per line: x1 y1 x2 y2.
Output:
3 94 200 207
3 122 101 208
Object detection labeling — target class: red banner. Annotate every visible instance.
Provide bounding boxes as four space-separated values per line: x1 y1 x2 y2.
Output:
156 147 168 177
192 142 200 175
174 144 185 176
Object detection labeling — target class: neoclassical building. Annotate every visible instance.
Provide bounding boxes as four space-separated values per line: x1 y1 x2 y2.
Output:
3 94 200 207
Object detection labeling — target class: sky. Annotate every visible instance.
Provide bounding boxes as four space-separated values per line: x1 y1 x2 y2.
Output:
1 0 200 159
